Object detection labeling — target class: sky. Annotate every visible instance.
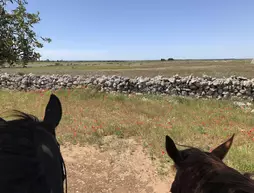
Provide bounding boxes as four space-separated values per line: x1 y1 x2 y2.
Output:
18 0 254 60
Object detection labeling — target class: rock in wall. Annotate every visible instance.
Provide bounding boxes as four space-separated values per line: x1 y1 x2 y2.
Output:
1 73 254 101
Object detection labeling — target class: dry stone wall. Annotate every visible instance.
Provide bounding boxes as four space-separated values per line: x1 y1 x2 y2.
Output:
1 73 254 101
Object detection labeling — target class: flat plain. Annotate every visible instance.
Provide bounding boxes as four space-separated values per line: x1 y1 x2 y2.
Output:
1 59 253 78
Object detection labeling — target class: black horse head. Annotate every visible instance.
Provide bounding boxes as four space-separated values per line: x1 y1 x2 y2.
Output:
0 94 67 193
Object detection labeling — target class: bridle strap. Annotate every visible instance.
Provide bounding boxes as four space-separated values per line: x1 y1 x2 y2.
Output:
57 142 67 193
60 154 67 193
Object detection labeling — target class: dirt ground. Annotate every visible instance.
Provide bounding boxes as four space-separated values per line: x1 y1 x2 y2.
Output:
61 136 174 193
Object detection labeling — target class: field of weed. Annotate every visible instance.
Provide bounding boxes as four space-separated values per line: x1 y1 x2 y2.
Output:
1 59 254 78
0 88 253 175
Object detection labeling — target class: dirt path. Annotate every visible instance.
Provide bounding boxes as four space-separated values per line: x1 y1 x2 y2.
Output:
61 136 174 193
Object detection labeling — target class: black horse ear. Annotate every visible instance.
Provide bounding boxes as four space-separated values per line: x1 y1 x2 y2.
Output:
43 94 62 134
211 134 235 160
0 118 7 126
165 135 182 166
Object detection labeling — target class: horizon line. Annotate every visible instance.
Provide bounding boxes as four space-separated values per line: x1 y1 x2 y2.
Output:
37 58 253 62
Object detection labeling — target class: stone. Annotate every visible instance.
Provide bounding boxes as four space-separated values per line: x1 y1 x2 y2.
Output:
0 73 252 101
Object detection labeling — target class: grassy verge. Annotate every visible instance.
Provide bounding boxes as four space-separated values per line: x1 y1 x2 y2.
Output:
0 88 253 174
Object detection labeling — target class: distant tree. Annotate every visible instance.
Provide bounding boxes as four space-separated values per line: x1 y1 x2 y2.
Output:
161 58 166 61
0 0 51 67
167 58 174 61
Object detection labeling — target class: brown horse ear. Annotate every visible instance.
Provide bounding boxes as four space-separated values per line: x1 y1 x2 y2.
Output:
211 134 235 160
165 135 182 165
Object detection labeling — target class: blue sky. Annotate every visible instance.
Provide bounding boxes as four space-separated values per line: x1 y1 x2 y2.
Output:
22 0 254 60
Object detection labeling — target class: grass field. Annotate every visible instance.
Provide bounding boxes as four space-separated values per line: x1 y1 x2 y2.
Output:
1 59 254 191
1 59 254 78
1 88 254 175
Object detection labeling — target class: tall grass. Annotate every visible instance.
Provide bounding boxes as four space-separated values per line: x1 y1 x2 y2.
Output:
0 88 253 174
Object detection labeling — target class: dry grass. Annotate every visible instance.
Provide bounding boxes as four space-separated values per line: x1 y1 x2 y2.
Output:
1 59 254 78
0 88 254 175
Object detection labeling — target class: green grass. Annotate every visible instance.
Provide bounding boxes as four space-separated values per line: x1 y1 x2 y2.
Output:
1 59 254 78
0 88 254 174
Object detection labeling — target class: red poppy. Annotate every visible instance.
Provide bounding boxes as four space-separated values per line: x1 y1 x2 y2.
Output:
137 121 144 125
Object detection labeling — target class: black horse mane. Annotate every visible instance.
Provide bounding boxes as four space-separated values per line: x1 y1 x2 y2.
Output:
1 110 41 125
0 110 55 137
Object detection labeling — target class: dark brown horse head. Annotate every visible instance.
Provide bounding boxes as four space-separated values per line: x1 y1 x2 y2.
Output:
165 134 254 193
